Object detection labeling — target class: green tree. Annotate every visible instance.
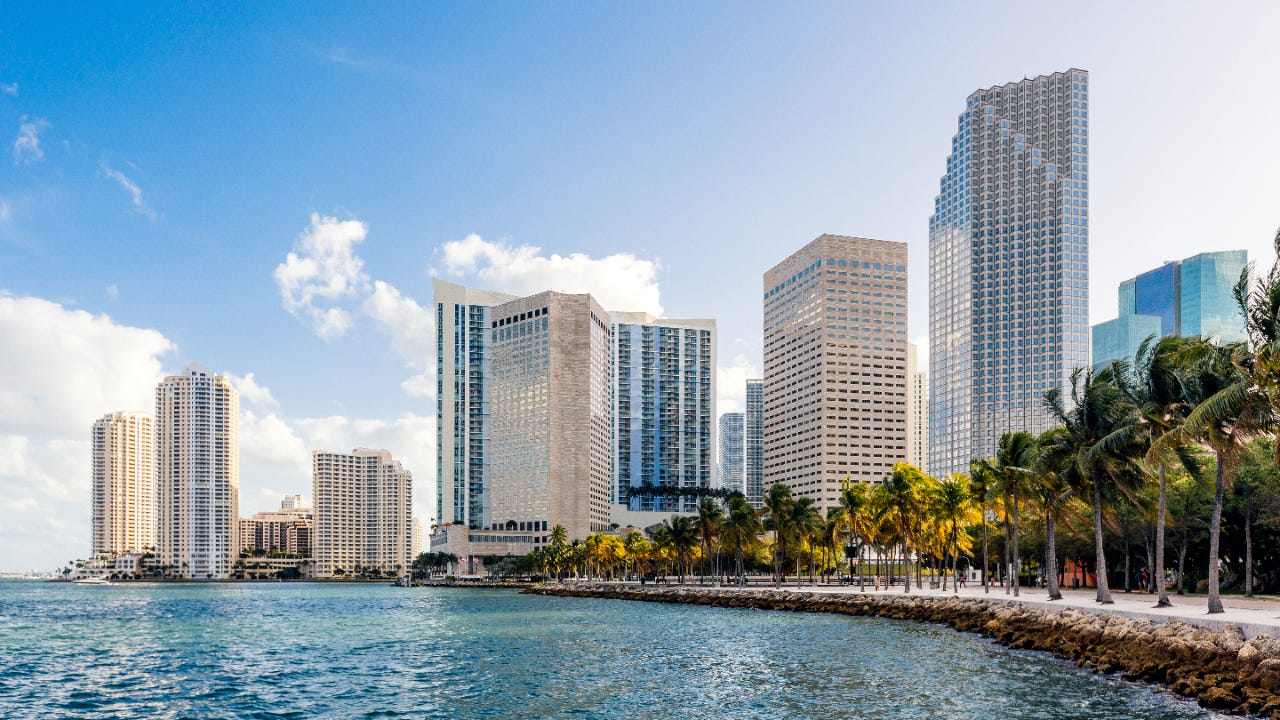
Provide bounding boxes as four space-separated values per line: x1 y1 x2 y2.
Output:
696 497 724 583
968 459 996 593
762 483 794 588
657 515 699 584
791 496 822 586
934 473 976 594
837 480 872 589
881 462 927 594
1031 428 1076 600
720 496 762 584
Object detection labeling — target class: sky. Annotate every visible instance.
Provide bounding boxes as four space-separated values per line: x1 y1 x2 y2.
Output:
3 3 1279 572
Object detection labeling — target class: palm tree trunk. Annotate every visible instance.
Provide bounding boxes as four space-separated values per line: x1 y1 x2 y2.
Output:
1091 470 1114 604
1003 520 1011 595
1245 508 1254 598
1207 452 1226 614
1177 534 1188 596
902 539 911 594
981 509 989 594
1046 505 1061 600
1011 487 1020 598
1155 465 1171 607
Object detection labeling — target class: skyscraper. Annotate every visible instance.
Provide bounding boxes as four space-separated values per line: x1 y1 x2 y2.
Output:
763 234 909 509
156 365 239 580
612 312 716 513
906 344 929 471
1092 250 1248 367
91 411 156 557
930 69 1090 476
744 378 764 507
312 448 412 578
718 412 744 495
433 279 517 531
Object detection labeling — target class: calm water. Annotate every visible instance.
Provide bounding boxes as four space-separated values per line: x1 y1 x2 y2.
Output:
0 581 1225 720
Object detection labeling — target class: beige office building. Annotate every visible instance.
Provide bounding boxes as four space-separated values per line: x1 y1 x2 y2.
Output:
156 366 239 580
91 411 156 557
313 448 413 578
238 496 313 556
763 234 909 509
907 342 929 471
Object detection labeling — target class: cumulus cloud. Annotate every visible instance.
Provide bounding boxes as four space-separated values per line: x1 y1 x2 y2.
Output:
99 162 157 221
274 213 370 341
13 118 48 165
363 280 435 397
440 234 663 316
716 352 760 415
0 295 175 571
226 371 278 408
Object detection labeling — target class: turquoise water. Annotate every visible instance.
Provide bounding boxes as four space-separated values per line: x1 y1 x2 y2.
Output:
0 581 1225 719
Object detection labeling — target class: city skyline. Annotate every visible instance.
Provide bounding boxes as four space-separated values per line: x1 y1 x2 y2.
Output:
5 4 1280 571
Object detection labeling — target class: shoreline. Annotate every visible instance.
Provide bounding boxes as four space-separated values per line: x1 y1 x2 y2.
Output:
525 583 1280 718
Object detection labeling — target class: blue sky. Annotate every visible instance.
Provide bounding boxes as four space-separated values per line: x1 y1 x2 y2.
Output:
3 3 1279 571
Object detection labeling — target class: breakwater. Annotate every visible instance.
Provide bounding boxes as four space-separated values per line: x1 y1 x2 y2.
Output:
526 584 1280 718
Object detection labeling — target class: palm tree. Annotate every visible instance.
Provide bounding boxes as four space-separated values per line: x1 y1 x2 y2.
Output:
790 497 822 586
882 463 925 594
720 496 762 584
762 483 793 587
968 459 995 593
696 497 724 583
990 432 1037 597
1045 365 1137 604
934 473 974 594
837 480 871 589
548 524 570 580
658 515 699 584
1031 428 1075 600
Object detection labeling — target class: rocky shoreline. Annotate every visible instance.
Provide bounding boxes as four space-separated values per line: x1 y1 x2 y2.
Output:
525 584 1280 718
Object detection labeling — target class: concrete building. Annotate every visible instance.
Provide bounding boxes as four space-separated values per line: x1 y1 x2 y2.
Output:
930 69 1090 476
744 378 764 507
312 448 413 578
1092 250 1248 368
156 366 239 580
433 279 518 532
611 312 715 513
91 411 156 557
238 496 313 556
718 412 744 495
906 343 929 470
763 234 909 509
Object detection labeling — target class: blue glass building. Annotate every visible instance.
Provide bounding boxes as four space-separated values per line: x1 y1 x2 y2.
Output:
1091 250 1247 368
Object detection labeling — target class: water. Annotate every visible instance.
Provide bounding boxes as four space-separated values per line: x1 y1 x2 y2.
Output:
0 581 1226 719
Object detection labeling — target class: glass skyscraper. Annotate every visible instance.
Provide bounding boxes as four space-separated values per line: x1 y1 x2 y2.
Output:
744 378 764 508
718 412 744 497
930 69 1091 476
1092 250 1247 367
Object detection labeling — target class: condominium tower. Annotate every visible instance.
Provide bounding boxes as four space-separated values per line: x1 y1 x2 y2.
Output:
155 366 239 580
930 69 1090 476
907 343 929 470
1092 250 1248 368
718 412 744 495
312 448 412 578
763 234 909 509
612 312 715 513
744 378 764 507
91 411 156 557
434 279 517 530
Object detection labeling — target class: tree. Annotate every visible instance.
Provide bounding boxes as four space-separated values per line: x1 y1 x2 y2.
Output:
1045 365 1138 604
790 497 822 586
968 459 996 593
656 515 699 584
720 496 762 584
989 432 1037 597
934 473 976 594
1033 427 1078 600
696 497 724 583
762 483 794 588
837 480 872 589
881 463 927 594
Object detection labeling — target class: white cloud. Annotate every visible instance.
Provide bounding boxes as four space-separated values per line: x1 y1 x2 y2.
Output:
0 82 16 96
13 118 48 165
0 295 175 571
105 284 119 301
225 371 278 408
99 162 157 221
716 353 759 415
440 234 663 316
363 280 435 398
239 409 310 470
274 213 370 341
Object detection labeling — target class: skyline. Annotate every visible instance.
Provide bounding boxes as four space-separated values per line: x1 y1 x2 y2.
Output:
4 3 1280 571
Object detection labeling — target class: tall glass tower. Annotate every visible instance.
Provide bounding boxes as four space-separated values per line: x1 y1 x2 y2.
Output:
929 69 1091 476
744 378 764 508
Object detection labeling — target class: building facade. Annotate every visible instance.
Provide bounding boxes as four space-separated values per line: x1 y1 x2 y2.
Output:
929 69 1091 476
1092 250 1248 367
312 448 412 578
744 378 764 507
718 412 744 496
91 411 156 557
906 343 929 470
155 366 239 580
611 312 715 513
763 234 909 509
237 496 313 556
434 279 518 531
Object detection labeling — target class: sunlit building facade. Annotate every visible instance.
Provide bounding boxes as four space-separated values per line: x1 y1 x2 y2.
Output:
91 411 156 557
313 448 412 578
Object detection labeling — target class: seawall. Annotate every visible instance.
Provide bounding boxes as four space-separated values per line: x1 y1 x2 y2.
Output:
525 584 1280 718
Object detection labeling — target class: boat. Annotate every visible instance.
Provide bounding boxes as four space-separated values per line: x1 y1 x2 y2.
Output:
72 576 112 585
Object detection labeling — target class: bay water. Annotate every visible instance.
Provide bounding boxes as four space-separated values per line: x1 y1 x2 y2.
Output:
0 581 1225 719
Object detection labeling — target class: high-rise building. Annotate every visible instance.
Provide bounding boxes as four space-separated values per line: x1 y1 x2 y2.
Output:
612 312 716 513
906 344 929 471
929 69 1090 476
744 378 764 507
433 279 518 532
237 496 313 557
763 234 909 509
91 411 156 557
1092 250 1248 368
312 448 413 578
718 412 744 495
156 365 239 580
